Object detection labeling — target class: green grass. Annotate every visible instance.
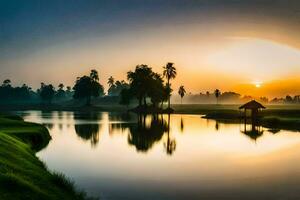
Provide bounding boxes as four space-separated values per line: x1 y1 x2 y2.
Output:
0 115 89 200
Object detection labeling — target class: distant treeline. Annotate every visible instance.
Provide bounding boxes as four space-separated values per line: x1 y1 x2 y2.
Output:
0 64 299 106
0 69 130 106
0 63 177 111
0 79 74 105
172 91 300 104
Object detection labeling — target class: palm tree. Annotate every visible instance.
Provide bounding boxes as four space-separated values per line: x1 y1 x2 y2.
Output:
163 62 177 109
90 69 99 82
214 89 221 104
2 79 11 87
66 86 71 91
58 83 64 90
178 85 186 104
107 76 115 87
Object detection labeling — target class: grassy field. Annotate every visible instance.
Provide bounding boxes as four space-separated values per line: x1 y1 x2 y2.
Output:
0 115 88 200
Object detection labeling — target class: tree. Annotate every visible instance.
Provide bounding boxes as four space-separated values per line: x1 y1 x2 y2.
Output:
2 79 11 87
161 85 171 109
119 88 131 108
108 78 129 96
73 70 104 106
178 85 186 104
90 69 99 82
0 80 35 103
148 73 165 108
58 83 64 90
107 76 115 88
127 64 154 107
163 62 177 109
55 83 66 100
294 95 300 103
107 76 116 96
285 95 293 104
64 86 73 99
39 83 55 104
214 89 221 104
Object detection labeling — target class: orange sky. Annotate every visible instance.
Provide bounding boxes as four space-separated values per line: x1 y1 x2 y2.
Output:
1 1 300 98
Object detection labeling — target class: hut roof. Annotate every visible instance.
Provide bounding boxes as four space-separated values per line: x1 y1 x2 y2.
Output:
239 100 266 109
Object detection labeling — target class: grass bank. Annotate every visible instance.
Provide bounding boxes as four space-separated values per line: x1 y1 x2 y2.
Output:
0 115 88 200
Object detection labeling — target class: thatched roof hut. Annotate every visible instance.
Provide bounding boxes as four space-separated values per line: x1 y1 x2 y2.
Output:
239 100 265 119
239 100 266 110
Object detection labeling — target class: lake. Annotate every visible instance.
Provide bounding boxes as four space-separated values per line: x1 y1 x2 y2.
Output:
16 111 300 199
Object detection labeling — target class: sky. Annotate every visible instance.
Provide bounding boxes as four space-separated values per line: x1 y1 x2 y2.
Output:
1 0 300 97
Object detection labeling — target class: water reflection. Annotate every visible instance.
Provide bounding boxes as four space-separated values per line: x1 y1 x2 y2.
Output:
43 123 54 130
73 112 102 147
180 116 184 133
240 119 264 141
127 114 168 153
72 112 177 149
75 124 101 147
108 112 134 134
163 114 176 155
268 129 281 134
17 111 300 200
215 121 219 131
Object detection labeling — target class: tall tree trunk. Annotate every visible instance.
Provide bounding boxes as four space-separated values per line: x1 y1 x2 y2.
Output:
167 78 170 109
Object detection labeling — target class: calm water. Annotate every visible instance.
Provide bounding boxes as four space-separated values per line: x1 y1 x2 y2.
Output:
17 111 300 199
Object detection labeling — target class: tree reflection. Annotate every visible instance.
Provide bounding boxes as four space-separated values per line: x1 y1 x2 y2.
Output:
73 111 102 121
164 114 176 155
109 112 133 121
41 110 54 119
268 129 280 134
43 123 54 130
73 112 102 147
108 112 135 135
180 116 184 133
215 121 219 131
127 114 168 153
75 123 100 147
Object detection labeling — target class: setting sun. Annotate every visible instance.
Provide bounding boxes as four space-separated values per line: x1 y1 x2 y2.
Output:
253 81 262 88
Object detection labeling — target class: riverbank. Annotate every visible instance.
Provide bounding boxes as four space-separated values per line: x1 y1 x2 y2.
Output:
167 105 300 132
1 103 299 132
202 109 300 131
0 115 88 200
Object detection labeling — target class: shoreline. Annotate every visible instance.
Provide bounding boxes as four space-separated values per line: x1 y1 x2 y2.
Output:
1 103 299 132
0 115 88 200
